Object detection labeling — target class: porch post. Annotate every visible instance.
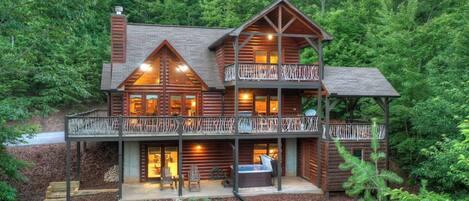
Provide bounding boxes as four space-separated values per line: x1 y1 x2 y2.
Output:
234 138 239 193
325 96 330 140
318 41 324 79
317 87 322 187
65 116 71 201
65 140 71 201
384 98 390 170
76 142 81 181
118 116 123 199
277 137 282 191
277 88 282 133
277 6 283 80
178 116 183 197
234 36 239 135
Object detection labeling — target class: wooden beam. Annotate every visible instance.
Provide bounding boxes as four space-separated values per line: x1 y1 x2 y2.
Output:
263 16 279 32
304 37 319 53
277 137 282 191
65 140 71 201
76 142 81 181
278 6 282 32
282 5 322 37
240 31 317 39
178 117 183 196
234 138 239 193
281 17 296 33
239 33 255 50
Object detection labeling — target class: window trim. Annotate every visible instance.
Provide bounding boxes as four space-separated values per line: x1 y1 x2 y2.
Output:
253 94 280 116
252 47 284 64
128 93 160 116
168 93 199 116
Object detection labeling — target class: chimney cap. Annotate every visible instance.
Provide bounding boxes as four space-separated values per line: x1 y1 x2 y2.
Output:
114 6 123 15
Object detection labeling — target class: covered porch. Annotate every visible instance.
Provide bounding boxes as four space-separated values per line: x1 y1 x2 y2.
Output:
122 176 321 200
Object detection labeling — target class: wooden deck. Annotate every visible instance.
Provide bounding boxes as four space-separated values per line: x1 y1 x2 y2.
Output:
66 109 385 140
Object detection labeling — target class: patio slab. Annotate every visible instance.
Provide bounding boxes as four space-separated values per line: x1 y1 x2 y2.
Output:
121 176 322 200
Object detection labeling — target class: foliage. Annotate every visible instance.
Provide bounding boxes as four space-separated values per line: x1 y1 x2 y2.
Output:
335 119 452 200
0 0 468 199
335 119 403 200
412 119 469 196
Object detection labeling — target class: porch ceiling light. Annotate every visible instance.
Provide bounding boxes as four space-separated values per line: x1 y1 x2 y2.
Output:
267 34 273 40
139 63 151 72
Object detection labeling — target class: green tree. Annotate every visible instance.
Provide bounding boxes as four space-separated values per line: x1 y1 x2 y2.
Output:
334 119 403 200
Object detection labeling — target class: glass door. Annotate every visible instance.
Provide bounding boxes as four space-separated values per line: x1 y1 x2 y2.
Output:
147 145 178 179
147 147 162 179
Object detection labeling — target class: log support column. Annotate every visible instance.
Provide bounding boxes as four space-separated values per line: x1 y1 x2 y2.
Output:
277 137 282 191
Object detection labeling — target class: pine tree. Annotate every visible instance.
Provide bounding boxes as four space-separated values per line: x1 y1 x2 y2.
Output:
334 118 403 201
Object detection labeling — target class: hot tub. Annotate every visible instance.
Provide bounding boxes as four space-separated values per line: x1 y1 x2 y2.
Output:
231 165 272 187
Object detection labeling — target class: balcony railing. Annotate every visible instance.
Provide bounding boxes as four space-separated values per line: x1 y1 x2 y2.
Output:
224 63 319 82
67 111 320 138
323 123 386 140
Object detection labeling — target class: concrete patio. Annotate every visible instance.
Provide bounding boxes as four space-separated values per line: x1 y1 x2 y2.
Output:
121 176 322 200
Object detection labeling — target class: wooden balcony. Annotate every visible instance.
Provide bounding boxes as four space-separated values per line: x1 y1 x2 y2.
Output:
224 63 320 82
66 109 320 140
322 123 386 140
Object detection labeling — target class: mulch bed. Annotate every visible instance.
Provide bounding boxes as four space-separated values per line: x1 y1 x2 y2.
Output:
7 142 118 201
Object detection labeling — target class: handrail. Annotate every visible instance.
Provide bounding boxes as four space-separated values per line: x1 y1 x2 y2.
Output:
324 123 386 140
224 63 320 82
67 115 321 137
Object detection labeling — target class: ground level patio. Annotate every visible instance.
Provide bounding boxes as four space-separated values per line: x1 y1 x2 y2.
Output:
121 176 322 200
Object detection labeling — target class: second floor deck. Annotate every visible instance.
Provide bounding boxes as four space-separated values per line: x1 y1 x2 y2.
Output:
224 63 320 87
66 109 386 141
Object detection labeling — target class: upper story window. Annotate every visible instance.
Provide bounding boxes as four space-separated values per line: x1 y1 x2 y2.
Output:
254 95 278 116
129 94 159 116
170 95 197 116
134 58 161 85
255 50 278 64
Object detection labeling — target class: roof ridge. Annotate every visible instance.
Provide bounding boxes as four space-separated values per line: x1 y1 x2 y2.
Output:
127 23 232 30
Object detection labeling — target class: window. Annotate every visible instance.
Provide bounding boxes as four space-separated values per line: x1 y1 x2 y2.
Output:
129 94 159 116
254 50 279 64
184 95 197 116
129 95 143 116
170 95 198 116
352 149 364 161
147 147 162 178
269 96 278 115
255 96 267 115
134 58 161 85
170 95 182 116
254 95 279 116
145 95 159 116
253 143 278 164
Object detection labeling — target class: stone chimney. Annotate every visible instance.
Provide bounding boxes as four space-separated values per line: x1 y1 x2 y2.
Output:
111 6 126 63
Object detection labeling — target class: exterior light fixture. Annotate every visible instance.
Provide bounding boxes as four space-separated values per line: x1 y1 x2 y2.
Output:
267 34 273 40
139 63 151 72
241 93 250 100
177 64 188 72
195 145 202 150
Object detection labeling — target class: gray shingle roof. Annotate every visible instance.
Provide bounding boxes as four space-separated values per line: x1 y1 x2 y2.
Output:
103 24 233 90
323 67 400 97
101 63 111 90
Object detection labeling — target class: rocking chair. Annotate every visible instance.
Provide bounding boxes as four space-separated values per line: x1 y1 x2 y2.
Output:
160 167 174 190
188 164 201 192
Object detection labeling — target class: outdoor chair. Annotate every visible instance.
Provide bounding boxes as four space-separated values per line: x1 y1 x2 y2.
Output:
160 166 174 190
188 164 201 192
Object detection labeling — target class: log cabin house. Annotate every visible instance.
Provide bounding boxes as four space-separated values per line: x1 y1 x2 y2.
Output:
64 0 399 200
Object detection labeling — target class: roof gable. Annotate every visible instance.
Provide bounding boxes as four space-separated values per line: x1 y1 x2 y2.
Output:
229 0 332 40
104 24 232 90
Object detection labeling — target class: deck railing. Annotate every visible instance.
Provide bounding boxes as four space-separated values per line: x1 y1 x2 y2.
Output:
183 117 235 134
323 123 386 140
224 63 319 82
67 112 321 138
